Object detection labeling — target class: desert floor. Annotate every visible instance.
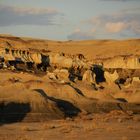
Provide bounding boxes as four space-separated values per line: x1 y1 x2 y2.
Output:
0 113 140 140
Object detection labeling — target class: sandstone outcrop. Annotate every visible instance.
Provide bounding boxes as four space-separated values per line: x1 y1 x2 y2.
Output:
0 46 140 89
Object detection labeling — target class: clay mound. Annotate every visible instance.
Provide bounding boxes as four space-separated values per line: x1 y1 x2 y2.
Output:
24 80 86 102
24 80 93 112
23 79 140 114
72 82 119 102
0 83 64 122
114 91 140 103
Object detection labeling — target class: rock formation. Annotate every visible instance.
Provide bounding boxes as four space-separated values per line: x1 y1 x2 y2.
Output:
0 39 140 90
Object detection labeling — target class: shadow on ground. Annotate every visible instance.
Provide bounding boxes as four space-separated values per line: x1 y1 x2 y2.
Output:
0 102 30 125
34 89 81 117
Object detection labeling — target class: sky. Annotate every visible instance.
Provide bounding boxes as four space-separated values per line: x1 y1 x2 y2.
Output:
0 0 140 40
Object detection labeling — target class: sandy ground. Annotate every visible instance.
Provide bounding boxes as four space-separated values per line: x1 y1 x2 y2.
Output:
0 112 140 140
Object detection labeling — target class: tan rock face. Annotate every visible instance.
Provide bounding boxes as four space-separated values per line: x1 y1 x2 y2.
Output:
0 48 43 63
54 69 69 81
49 53 73 69
103 56 140 69
132 77 140 83
82 70 95 84
104 70 119 84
